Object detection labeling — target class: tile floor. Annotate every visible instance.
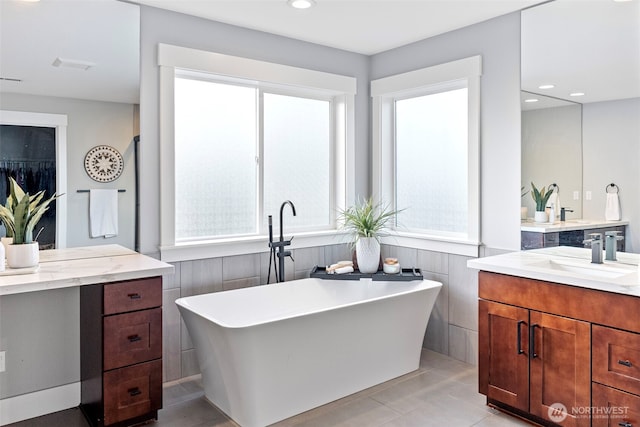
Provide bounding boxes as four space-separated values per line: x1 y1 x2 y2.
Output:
8 350 530 427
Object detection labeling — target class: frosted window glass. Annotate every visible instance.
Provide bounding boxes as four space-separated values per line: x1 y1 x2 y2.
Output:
174 78 257 239
395 88 468 234
263 93 331 231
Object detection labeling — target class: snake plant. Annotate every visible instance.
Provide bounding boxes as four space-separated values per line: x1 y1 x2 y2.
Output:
0 177 61 244
530 182 554 212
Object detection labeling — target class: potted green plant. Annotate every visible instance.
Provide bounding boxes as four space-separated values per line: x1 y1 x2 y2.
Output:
0 177 61 268
530 182 553 223
338 197 400 273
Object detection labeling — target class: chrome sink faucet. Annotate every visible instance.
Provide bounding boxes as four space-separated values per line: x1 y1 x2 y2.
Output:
605 231 624 261
583 233 603 264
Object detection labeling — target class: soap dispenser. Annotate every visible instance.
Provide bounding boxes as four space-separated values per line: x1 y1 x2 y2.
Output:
548 203 555 224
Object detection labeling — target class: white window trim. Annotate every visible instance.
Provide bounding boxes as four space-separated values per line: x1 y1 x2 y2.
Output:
158 44 356 262
371 56 482 257
0 110 68 249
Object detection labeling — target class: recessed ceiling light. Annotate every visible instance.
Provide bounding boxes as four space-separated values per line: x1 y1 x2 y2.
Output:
569 92 585 97
288 0 316 9
524 98 539 103
538 84 555 89
52 57 96 71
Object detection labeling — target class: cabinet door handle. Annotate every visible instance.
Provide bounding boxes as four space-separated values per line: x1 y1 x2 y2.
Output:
529 324 539 359
128 387 142 397
618 422 632 427
127 334 142 343
127 293 141 299
517 320 526 355
618 359 633 368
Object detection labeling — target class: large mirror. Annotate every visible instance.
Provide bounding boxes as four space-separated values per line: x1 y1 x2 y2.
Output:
521 91 582 219
521 0 640 252
0 0 140 250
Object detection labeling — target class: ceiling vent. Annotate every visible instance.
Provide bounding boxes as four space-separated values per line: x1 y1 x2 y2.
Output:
52 57 95 71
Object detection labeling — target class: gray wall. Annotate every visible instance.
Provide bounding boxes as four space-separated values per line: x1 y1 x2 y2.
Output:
583 97 640 252
1 93 137 250
521 104 583 219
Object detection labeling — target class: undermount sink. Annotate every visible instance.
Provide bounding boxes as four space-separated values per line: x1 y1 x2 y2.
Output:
531 258 636 279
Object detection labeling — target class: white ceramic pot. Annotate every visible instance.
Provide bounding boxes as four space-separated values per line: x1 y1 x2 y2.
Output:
534 210 548 223
356 237 380 274
7 242 39 269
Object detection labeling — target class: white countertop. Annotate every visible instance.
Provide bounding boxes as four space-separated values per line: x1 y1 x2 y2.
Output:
467 246 640 297
0 244 174 296
520 219 628 233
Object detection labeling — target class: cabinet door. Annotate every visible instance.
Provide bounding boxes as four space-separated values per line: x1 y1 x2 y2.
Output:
479 300 529 411
529 311 590 427
592 383 640 427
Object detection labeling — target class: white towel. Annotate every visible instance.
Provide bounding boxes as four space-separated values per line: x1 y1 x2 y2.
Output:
605 192 621 221
90 189 118 238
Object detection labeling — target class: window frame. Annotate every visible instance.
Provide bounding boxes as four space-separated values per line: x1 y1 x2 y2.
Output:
371 56 482 256
158 44 356 261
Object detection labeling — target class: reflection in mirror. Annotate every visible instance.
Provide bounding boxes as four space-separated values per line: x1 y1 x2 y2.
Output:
521 0 640 252
0 0 140 250
521 91 582 221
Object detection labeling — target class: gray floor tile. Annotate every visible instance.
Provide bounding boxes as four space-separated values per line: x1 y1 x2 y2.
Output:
8 350 530 427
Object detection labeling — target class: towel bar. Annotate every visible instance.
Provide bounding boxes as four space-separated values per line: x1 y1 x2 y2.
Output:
77 189 126 193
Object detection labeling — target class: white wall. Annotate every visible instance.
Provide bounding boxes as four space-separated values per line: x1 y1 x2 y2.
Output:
1 93 137 250
583 97 640 252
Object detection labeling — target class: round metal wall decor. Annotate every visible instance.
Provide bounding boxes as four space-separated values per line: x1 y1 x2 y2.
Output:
84 145 124 182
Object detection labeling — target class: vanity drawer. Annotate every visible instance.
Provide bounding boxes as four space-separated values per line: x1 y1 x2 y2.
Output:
592 383 640 427
103 359 162 426
104 277 162 315
103 308 162 371
593 325 640 395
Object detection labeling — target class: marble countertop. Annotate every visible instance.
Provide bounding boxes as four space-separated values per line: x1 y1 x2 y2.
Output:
467 246 640 297
0 244 174 296
520 219 628 233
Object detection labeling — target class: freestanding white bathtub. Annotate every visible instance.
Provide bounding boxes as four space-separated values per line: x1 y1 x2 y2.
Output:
175 277 442 427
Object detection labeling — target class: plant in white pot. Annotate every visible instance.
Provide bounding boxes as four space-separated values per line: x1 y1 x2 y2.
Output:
338 198 399 274
530 182 553 223
0 178 61 268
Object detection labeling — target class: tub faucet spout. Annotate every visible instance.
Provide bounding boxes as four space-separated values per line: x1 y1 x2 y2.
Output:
273 200 296 282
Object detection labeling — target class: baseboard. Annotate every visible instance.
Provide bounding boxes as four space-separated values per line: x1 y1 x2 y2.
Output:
0 382 80 426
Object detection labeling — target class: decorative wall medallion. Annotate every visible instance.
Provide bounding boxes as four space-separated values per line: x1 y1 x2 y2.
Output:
84 145 124 182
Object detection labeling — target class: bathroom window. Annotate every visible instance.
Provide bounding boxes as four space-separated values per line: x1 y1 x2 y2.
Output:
371 56 481 255
159 44 356 259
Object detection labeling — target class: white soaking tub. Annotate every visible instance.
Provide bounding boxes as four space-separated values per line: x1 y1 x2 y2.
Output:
175 277 442 427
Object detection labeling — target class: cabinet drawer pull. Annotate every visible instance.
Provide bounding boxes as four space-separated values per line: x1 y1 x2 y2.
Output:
618 422 632 427
128 387 142 397
517 320 526 355
127 334 142 343
618 359 633 368
127 293 141 299
529 324 539 359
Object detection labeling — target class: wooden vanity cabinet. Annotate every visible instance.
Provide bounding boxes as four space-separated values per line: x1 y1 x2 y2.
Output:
80 277 163 427
479 271 640 426
479 295 590 426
